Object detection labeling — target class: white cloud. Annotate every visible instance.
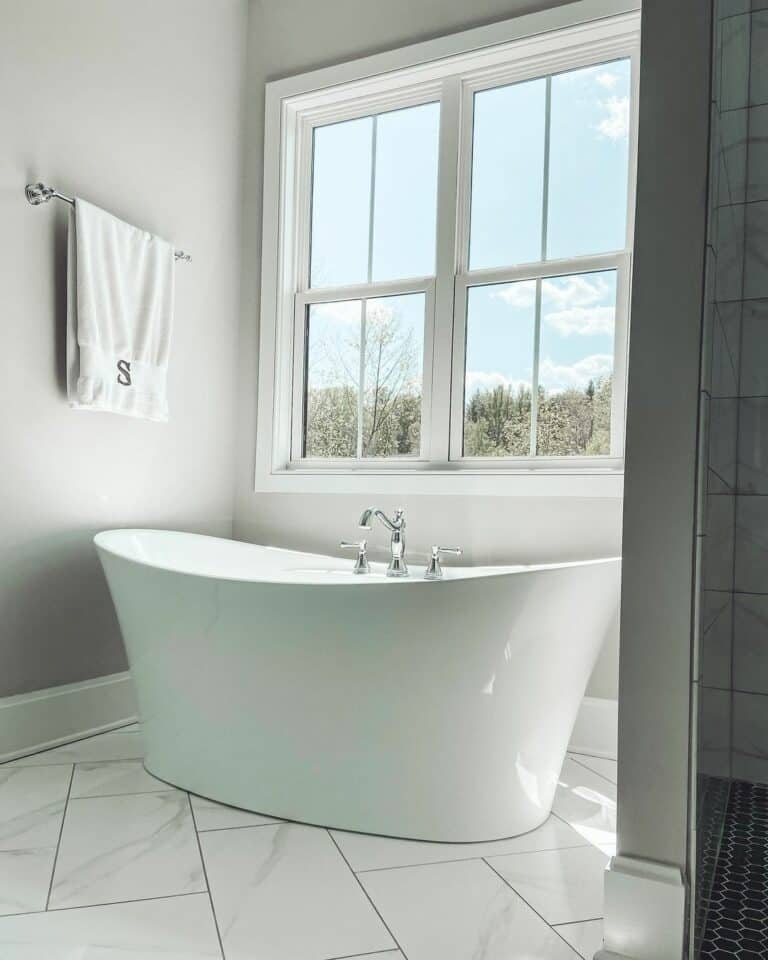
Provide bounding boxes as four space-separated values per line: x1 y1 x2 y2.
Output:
493 275 611 311
310 299 399 328
540 353 613 393
542 274 611 308
544 305 615 337
557 64 601 85
595 95 630 141
595 71 619 89
465 370 530 395
490 275 616 336
491 281 537 308
311 300 362 326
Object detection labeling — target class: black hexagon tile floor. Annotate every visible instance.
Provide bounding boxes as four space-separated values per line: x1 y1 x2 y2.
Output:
699 779 768 959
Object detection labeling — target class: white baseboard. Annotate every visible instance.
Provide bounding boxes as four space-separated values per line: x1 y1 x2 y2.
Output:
569 696 618 759
598 854 687 960
0 672 137 763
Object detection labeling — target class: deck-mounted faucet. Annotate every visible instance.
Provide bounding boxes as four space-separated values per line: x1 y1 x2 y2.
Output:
359 507 408 577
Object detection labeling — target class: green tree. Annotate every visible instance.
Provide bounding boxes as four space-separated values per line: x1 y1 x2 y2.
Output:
463 376 613 457
305 300 613 459
361 304 421 456
464 384 531 456
304 301 422 458
305 384 358 457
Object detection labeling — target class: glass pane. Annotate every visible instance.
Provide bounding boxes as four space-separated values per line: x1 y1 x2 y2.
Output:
304 300 361 456
372 103 440 282
463 280 537 457
310 117 372 288
469 79 546 270
362 293 424 457
536 271 617 456
547 60 631 259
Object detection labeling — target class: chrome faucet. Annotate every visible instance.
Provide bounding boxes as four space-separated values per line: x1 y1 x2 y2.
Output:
424 545 463 580
359 506 408 577
339 539 369 575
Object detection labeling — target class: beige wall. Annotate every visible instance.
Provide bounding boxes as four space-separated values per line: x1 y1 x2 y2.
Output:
233 0 622 699
0 0 247 696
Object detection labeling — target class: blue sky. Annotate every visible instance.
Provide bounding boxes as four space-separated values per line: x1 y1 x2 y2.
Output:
311 102 440 287
308 57 630 398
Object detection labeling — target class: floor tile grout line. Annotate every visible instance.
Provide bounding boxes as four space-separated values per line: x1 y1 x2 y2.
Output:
567 751 617 763
567 756 619 787
49 886 206 913
6 755 144 769
549 810 579 833
187 792 227 960
353 842 593 875
552 916 603 927
195 821 281 833
481 857 585 957
567 752 617 770
548 809 613 845
7 889 212 920
43 763 75 911
326 829 409 960
3 760 102 771
69 787 177 801
321 950 401 960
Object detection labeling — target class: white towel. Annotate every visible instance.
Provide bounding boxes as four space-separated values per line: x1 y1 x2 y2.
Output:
67 199 174 422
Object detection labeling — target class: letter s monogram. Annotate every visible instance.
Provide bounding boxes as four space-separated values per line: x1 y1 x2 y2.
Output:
116 360 132 387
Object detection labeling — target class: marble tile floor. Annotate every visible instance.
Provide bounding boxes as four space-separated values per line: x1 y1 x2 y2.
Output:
0 730 616 959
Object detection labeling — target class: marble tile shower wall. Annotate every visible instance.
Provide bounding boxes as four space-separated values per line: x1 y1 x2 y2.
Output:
700 2 768 784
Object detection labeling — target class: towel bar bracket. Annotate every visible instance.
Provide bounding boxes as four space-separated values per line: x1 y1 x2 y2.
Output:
25 182 191 262
26 182 71 206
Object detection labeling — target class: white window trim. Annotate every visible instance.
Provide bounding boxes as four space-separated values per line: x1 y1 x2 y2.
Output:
256 0 641 497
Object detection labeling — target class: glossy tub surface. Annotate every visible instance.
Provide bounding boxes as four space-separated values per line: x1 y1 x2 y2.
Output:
95 529 620 842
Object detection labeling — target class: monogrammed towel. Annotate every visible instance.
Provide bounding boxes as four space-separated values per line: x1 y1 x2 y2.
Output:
66 199 174 421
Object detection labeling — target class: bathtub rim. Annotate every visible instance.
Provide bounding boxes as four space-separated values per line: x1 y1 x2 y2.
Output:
95 528 620 587
95 527 620 586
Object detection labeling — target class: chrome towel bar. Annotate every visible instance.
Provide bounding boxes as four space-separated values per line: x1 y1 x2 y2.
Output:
25 182 191 263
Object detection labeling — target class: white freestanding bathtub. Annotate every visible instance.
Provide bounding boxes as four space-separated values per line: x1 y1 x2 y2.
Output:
95 529 620 842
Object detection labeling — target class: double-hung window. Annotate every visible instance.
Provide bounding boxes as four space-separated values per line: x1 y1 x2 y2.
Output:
256 3 639 494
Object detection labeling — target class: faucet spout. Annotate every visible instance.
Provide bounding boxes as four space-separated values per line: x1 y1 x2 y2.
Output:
358 507 375 530
358 507 396 532
356 507 407 576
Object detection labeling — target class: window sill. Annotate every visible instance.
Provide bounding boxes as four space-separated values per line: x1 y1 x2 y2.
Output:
254 466 625 498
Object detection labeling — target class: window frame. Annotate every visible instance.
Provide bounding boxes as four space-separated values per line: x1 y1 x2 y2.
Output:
256 0 641 497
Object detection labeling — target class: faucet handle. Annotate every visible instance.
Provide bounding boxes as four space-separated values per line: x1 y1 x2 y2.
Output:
431 546 463 560
340 540 370 575
425 546 463 581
